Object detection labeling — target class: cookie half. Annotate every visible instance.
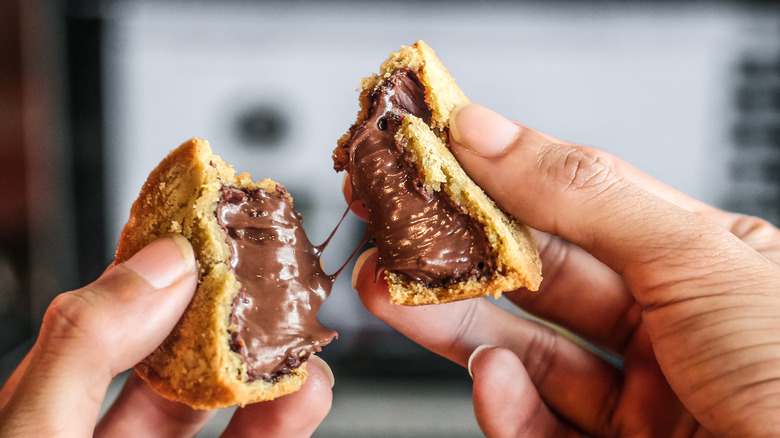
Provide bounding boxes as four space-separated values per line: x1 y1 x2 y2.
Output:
116 138 336 409
334 41 542 305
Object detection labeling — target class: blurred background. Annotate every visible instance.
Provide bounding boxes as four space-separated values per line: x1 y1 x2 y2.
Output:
2 0 780 436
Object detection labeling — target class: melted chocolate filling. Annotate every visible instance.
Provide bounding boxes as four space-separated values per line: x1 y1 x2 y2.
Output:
342 69 494 287
216 186 336 383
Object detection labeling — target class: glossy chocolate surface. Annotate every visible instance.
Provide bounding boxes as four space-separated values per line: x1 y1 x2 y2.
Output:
217 186 336 382
342 69 494 286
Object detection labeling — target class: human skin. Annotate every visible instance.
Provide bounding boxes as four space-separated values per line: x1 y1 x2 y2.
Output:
348 103 780 437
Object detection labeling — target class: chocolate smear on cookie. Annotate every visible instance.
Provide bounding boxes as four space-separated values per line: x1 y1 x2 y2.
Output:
216 186 336 383
338 68 495 287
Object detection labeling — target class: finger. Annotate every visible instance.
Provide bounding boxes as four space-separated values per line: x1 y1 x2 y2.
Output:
448 103 773 310
476 102 780 261
94 372 215 438
0 350 33 411
0 235 198 436
221 355 334 438
342 173 369 221
469 346 579 438
449 104 729 228
537 133 780 257
506 230 641 355
354 249 621 434
723 214 780 263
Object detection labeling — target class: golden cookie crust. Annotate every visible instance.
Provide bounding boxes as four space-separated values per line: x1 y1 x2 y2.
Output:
336 41 542 305
115 138 307 409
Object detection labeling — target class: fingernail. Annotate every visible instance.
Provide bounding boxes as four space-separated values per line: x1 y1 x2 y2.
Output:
309 355 335 388
352 247 378 290
468 344 495 379
122 234 197 289
449 103 519 157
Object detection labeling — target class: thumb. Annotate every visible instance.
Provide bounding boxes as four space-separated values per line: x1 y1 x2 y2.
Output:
0 234 197 436
448 103 768 306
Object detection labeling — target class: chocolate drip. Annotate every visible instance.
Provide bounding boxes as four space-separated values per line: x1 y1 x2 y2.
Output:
343 69 494 287
216 186 336 383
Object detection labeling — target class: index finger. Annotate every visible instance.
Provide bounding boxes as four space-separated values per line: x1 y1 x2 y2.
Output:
94 373 215 437
352 248 623 434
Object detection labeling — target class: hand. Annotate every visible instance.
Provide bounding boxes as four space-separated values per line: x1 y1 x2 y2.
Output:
349 103 780 437
0 235 333 437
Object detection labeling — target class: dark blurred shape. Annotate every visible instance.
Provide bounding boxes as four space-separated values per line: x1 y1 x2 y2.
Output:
728 51 780 223
0 0 32 356
65 5 107 285
1 0 84 381
236 103 290 149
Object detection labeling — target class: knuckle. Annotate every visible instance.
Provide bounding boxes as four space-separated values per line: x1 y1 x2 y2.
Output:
446 299 479 357
535 235 570 286
729 214 778 239
595 383 623 437
41 290 100 343
537 144 621 195
522 327 561 386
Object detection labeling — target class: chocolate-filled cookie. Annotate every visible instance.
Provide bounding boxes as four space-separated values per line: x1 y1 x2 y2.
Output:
334 41 542 305
116 138 335 409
